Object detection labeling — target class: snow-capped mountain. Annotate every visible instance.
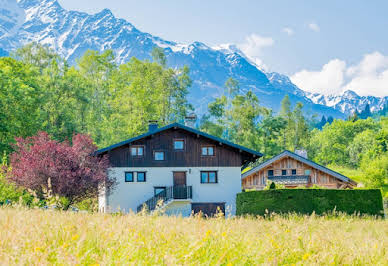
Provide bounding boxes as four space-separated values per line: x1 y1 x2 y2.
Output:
0 0 385 118
306 90 388 115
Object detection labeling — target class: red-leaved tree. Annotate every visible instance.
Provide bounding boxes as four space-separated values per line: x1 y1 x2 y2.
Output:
7 132 115 208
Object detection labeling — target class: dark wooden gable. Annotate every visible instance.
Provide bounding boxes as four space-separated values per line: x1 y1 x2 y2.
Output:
106 128 254 167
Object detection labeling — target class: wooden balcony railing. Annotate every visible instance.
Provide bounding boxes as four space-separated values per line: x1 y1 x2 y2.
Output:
137 185 192 213
268 175 309 184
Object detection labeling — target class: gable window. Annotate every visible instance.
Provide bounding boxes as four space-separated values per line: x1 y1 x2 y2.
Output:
282 170 287 176
137 172 146 182
131 146 144 157
201 146 215 156
125 172 134 182
268 170 274 177
292 169 297 175
201 171 217 183
154 151 165 161
174 139 185 150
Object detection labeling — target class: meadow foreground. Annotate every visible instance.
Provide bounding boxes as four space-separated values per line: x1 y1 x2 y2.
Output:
0 208 387 265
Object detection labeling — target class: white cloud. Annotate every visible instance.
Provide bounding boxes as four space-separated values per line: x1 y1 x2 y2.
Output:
308 23 320 32
290 52 388 97
238 33 274 70
282 27 294 36
291 59 346 95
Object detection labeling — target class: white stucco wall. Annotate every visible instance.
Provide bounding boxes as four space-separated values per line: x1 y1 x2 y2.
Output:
100 167 242 215
164 201 192 217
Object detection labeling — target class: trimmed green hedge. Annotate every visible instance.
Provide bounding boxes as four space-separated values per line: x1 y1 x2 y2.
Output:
236 189 384 216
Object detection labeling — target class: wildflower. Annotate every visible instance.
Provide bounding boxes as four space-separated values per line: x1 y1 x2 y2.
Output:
72 234 79 241
206 230 212 238
222 232 227 237
34 247 41 252
302 253 310 260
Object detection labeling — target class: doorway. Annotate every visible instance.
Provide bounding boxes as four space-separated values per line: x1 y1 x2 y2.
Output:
173 172 187 199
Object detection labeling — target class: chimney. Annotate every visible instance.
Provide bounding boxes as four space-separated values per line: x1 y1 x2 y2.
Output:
184 113 197 128
295 149 308 159
148 120 158 133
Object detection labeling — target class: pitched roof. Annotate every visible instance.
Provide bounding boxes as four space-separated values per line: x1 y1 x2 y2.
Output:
242 150 357 185
96 123 263 158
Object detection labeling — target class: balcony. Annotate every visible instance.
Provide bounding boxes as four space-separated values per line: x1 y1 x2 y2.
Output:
137 185 192 213
268 175 309 185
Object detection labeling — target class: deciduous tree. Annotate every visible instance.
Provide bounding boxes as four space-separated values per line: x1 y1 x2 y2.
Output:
7 132 114 209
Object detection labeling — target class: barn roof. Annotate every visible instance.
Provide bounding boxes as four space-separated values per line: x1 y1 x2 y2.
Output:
96 123 263 159
242 150 357 185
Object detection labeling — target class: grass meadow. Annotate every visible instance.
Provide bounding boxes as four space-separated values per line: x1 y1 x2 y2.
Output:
0 208 387 265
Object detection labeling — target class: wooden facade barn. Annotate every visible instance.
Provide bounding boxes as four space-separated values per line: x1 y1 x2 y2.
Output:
242 150 357 190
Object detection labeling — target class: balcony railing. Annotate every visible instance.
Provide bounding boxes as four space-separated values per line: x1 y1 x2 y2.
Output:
268 175 309 185
137 185 192 213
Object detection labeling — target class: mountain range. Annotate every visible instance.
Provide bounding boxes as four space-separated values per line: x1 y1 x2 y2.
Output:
0 0 387 119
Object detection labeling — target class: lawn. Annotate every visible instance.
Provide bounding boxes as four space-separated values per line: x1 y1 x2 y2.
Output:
0 208 386 265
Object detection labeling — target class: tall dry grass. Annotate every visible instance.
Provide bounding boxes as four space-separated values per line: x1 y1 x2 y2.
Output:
0 208 386 265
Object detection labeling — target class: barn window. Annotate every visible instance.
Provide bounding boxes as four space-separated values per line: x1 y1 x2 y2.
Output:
125 172 134 182
137 172 146 182
201 171 217 183
131 146 144 156
174 139 185 150
201 146 215 156
292 169 297 175
154 151 165 161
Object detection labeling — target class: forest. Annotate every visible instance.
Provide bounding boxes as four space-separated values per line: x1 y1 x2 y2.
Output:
0 43 387 200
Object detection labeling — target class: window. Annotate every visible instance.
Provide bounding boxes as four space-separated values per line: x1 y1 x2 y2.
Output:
268 170 274 177
174 139 185 150
292 169 297 175
137 172 146 182
125 172 134 182
201 171 217 183
154 187 166 196
201 146 215 156
282 170 287 176
305 170 311 175
131 146 144 157
154 151 165 161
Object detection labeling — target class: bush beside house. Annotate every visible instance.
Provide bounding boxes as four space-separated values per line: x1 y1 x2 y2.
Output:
236 189 384 217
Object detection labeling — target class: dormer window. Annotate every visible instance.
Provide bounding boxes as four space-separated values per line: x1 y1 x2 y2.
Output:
131 146 144 157
174 139 185 150
201 146 214 156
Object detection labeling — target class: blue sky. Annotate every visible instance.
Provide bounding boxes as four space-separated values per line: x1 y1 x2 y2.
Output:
58 0 388 96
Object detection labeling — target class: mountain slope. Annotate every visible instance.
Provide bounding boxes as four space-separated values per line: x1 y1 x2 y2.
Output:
0 0 382 119
306 90 388 115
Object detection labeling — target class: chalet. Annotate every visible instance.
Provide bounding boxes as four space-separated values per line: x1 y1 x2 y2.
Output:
242 150 357 190
97 120 262 216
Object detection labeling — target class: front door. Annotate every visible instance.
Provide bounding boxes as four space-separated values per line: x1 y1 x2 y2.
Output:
173 172 187 199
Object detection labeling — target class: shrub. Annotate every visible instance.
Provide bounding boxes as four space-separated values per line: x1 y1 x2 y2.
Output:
236 189 384 216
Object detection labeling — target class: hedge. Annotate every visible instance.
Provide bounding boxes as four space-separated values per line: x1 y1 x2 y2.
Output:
236 189 384 217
